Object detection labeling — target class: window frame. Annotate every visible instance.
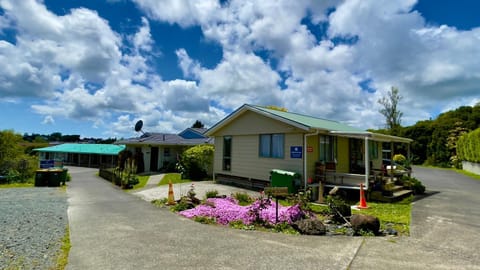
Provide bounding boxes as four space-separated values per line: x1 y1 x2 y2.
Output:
319 135 337 163
223 136 232 171
259 133 285 159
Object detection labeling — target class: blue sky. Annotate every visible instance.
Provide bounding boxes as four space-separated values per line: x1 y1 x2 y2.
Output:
1 0 479 139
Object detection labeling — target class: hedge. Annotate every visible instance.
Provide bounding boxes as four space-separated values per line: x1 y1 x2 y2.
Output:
457 128 480 163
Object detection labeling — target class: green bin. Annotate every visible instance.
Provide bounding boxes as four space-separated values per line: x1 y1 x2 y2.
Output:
270 169 301 194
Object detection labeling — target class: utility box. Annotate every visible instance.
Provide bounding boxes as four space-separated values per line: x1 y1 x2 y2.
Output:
270 169 301 194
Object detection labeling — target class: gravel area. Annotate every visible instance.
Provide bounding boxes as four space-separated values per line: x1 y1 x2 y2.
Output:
0 187 68 270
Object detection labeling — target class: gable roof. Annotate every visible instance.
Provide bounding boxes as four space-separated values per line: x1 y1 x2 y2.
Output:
206 104 412 143
34 143 125 155
115 132 213 146
178 128 208 139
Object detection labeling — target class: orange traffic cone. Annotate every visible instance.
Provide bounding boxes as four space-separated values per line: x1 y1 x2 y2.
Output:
357 183 369 209
167 180 176 205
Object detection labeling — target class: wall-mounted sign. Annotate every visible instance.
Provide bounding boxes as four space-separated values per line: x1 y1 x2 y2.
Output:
307 146 313 152
290 146 303 159
40 160 55 169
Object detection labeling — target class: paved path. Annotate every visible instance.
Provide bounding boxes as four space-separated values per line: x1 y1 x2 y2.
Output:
66 167 361 270
66 166 480 269
133 180 260 202
349 166 480 269
139 173 165 190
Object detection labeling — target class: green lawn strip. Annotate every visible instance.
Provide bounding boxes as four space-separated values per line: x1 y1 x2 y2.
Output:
158 173 191 185
130 175 150 190
0 182 34 188
351 196 412 235
55 226 71 270
455 169 480 181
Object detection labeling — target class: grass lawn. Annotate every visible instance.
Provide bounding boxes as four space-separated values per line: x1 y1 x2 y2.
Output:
455 169 480 181
351 196 412 235
130 175 150 190
158 173 191 185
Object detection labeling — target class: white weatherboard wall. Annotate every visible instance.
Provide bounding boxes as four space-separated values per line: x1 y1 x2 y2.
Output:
212 110 305 181
462 161 480 175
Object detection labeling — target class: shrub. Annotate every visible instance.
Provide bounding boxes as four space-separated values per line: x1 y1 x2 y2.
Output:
180 144 214 180
171 199 190 212
233 192 253 206
393 154 406 164
205 189 219 199
401 176 426 195
194 216 216 224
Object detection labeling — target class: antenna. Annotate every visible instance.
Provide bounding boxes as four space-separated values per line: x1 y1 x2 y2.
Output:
134 120 144 134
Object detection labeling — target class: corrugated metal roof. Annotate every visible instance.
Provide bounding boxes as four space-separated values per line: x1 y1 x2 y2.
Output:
115 133 213 145
252 105 366 133
34 143 125 155
206 104 412 143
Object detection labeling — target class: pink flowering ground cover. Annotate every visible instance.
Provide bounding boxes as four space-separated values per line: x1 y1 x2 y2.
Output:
179 197 305 225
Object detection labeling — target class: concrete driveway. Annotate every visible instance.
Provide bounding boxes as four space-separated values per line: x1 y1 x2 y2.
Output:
66 166 480 269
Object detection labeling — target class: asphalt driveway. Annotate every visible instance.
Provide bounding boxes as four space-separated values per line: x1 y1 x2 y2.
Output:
66 166 480 269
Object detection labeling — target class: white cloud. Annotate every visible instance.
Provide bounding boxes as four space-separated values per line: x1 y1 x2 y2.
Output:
2 0 480 138
132 17 153 53
42 115 55 125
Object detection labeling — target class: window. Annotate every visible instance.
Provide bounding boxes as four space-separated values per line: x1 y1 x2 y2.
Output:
163 147 170 157
223 136 232 171
369 141 378 159
319 135 337 162
259 134 284 158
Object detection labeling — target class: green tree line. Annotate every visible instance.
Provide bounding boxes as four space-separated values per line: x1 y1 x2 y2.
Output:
375 104 480 167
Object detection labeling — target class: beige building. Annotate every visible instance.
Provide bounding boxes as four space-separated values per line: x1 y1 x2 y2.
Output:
206 104 412 191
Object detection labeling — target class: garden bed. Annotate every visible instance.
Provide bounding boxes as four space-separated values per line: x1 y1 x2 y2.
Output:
156 185 412 237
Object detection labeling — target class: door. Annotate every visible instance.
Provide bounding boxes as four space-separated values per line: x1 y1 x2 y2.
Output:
150 147 159 172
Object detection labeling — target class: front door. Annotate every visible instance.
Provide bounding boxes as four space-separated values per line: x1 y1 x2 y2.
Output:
150 147 159 172
349 139 365 174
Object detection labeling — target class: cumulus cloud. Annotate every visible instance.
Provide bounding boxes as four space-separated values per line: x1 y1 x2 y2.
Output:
2 0 480 138
42 115 55 125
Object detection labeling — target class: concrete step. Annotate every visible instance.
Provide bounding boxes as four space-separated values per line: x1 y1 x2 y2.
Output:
392 189 413 198
390 185 404 192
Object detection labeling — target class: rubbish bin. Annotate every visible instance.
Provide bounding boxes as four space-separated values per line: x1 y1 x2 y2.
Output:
47 169 64 187
35 170 49 187
270 169 301 194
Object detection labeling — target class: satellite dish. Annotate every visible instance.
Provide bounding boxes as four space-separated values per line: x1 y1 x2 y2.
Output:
134 120 144 133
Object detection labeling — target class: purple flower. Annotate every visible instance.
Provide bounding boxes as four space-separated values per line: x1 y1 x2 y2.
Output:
179 197 307 226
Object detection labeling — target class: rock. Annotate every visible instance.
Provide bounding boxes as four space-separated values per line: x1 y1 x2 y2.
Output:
350 214 380 235
329 203 351 223
292 219 326 235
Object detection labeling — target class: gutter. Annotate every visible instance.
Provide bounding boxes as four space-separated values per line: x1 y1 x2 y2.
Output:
304 129 319 189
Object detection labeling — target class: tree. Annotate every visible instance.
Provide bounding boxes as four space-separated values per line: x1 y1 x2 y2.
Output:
378 87 403 134
0 130 38 182
191 120 204 129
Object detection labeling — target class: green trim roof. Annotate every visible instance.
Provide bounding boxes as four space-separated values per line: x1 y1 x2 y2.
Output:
252 105 366 133
34 143 125 155
206 104 412 143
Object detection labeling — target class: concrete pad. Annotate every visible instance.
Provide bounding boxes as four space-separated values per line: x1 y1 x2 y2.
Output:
132 180 261 202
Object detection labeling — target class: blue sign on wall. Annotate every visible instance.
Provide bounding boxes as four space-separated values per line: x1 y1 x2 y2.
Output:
40 160 55 169
290 146 303 159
